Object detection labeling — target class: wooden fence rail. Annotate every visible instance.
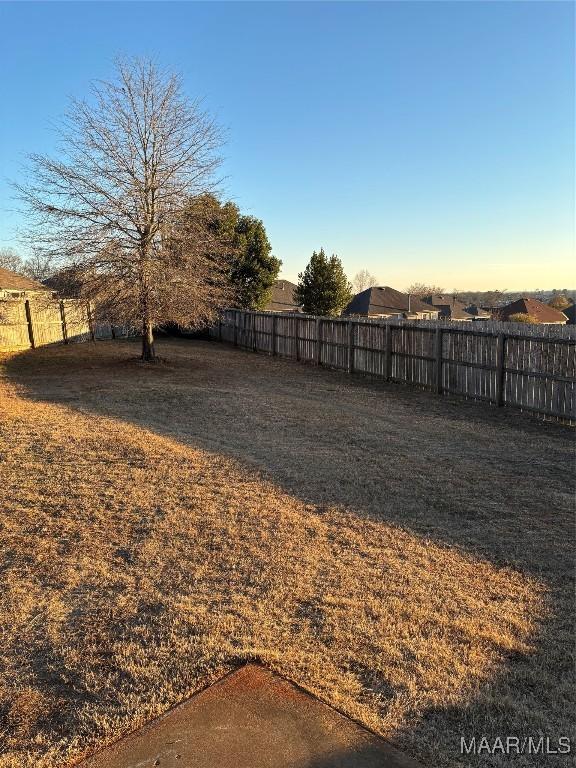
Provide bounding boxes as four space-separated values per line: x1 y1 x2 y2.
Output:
0 298 133 351
211 310 576 423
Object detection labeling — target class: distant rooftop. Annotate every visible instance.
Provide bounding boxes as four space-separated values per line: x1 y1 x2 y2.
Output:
423 294 475 320
343 286 438 317
0 267 48 293
498 297 568 324
265 280 302 312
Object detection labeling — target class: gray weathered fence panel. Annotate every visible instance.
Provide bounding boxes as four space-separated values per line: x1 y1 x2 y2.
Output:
211 310 575 424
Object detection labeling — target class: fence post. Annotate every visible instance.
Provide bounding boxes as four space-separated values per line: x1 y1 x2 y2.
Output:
347 321 355 374
435 326 443 394
316 317 322 365
218 314 223 343
24 299 35 349
233 311 238 347
86 301 95 342
495 333 506 406
294 315 300 361
271 314 277 356
59 300 68 344
385 323 392 380
253 313 258 352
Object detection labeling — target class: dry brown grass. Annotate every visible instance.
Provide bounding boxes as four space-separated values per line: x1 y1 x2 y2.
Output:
0 339 574 767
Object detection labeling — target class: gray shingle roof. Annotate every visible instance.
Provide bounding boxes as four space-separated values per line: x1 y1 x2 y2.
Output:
423 295 475 320
343 286 437 316
265 280 302 312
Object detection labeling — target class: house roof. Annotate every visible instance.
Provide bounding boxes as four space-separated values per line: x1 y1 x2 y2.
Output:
0 267 48 293
423 294 475 320
265 280 301 312
343 286 438 316
465 304 492 319
498 297 568 324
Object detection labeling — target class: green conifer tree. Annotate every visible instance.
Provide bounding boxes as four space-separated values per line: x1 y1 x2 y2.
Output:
230 216 281 310
295 248 352 316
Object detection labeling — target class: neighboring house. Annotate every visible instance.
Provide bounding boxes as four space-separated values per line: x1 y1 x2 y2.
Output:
482 303 508 315
422 294 476 321
264 280 302 313
563 302 576 325
342 286 440 320
0 267 53 300
497 297 568 325
464 304 492 321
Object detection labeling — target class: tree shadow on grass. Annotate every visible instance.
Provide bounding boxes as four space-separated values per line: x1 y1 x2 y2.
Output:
8 339 570 578
2 339 575 766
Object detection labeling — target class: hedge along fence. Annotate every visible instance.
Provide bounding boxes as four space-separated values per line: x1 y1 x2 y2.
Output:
211 310 576 424
0 297 133 351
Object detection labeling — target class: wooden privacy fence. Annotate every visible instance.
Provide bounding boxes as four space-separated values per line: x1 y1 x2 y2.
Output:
211 310 576 423
0 298 133 351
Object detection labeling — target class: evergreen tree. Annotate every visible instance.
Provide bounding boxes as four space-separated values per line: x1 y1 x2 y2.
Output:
295 248 352 316
230 216 281 310
179 195 280 311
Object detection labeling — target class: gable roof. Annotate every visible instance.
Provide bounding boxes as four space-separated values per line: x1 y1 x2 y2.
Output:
265 280 301 312
0 267 48 293
423 294 475 320
343 286 438 316
498 297 568 324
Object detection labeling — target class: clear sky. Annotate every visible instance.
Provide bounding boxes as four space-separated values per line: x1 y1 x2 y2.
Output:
0 1 574 291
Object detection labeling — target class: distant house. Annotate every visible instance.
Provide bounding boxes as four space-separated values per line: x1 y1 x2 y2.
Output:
264 280 302 313
423 294 476 321
497 297 568 325
342 286 440 320
0 267 52 300
464 304 492 321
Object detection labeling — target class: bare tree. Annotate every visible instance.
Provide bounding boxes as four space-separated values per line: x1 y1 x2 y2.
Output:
352 269 378 293
406 282 444 297
16 57 228 360
0 247 23 273
21 253 55 282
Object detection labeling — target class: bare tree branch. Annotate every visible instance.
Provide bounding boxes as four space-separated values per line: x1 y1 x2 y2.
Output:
352 269 378 293
15 56 229 360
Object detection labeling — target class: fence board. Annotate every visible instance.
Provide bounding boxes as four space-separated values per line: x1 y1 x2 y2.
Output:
0 301 30 350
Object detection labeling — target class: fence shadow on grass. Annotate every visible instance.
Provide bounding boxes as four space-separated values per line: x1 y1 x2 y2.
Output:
3 338 575 766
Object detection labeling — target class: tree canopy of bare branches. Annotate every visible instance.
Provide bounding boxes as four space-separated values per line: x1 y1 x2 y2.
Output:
16 57 228 359
405 282 444 297
352 269 378 293
0 247 54 282
0 247 24 273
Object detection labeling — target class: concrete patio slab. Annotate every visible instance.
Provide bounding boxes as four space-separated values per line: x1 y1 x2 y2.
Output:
78 664 422 768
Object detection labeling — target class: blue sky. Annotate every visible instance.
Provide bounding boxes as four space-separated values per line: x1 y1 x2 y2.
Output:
0 1 573 290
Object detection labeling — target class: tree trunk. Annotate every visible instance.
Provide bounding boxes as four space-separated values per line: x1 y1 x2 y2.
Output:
141 318 156 361
139 245 156 361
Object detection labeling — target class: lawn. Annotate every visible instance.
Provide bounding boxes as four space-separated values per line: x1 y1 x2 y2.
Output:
0 339 574 767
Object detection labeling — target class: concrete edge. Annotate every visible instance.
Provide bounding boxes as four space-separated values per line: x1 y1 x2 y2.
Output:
71 662 424 768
